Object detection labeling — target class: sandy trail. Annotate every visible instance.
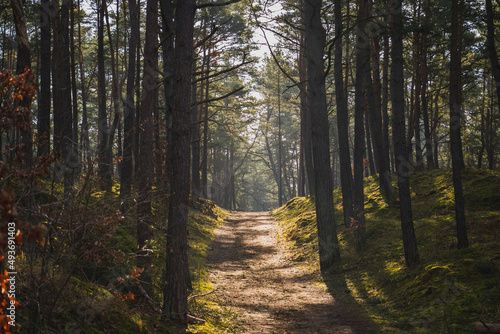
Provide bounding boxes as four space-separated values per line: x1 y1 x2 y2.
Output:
206 211 380 334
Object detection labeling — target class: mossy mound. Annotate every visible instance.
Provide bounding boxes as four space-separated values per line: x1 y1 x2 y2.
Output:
272 168 500 333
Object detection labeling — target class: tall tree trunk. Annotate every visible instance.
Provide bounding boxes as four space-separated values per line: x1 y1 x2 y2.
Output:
201 47 210 198
10 0 33 168
163 0 195 325
304 0 341 271
104 2 122 181
486 0 500 110
422 0 434 169
353 0 368 249
192 55 201 195
391 0 419 266
60 0 74 195
382 34 393 173
450 0 468 249
70 0 79 173
277 70 283 206
120 0 138 212
38 0 51 157
97 0 111 190
137 0 158 298
78 0 90 163
334 0 354 228
299 0 315 196
160 0 175 193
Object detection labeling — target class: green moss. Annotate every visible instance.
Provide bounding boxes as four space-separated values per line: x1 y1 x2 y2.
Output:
273 168 500 332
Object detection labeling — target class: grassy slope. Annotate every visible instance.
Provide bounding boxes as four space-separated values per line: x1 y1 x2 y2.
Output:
272 168 500 333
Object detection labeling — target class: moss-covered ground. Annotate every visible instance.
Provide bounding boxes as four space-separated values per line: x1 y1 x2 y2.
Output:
272 168 500 333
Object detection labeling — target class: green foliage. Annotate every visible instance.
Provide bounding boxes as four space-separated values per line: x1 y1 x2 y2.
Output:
273 169 500 332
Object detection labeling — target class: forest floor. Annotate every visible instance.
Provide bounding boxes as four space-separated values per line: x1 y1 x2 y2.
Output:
206 211 381 334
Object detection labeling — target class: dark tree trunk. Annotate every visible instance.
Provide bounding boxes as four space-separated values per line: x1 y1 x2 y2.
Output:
370 34 393 203
334 0 353 228
391 0 419 267
60 0 74 195
422 0 434 169
365 106 375 177
120 0 139 212
136 0 158 298
78 0 90 163
201 48 210 198
450 0 468 249
299 2 315 196
10 0 33 168
304 0 341 271
160 0 175 192
70 0 79 173
38 0 51 157
163 0 195 326
353 0 369 249
486 0 500 108
192 56 201 195
97 0 111 190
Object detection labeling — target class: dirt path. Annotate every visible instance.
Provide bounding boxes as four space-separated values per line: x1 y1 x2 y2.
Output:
207 212 380 334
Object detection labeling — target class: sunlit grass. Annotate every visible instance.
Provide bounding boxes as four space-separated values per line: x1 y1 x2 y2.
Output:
272 168 500 332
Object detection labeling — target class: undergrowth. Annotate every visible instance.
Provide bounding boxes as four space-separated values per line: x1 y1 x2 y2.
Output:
14 170 231 333
272 168 500 333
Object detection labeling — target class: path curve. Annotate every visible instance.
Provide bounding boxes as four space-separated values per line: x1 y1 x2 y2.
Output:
207 211 379 334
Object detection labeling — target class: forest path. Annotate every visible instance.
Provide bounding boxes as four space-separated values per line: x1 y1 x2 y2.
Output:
206 211 380 334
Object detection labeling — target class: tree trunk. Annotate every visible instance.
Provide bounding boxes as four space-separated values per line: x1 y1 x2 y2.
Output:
450 0 468 249
10 0 33 169
120 0 139 212
304 0 341 271
163 0 195 326
191 56 201 195
486 0 500 108
160 0 175 193
334 0 353 227
299 2 315 196
137 0 158 298
201 47 211 198
97 0 111 190
391 0 419 266
353 0 369 249
38 0 51 157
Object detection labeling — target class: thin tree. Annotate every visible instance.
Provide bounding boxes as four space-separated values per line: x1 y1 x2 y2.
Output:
334 0 354 227
163 0 196 325
97 0 111 190
391 0 419 266
450 0 468 249
304 0 341 271
10 0 33 168
353 0 368 249
137 0 158 298
121 0 140 212
38 0 51 157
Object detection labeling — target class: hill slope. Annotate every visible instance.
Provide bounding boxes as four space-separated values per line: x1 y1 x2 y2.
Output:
272 168 500 332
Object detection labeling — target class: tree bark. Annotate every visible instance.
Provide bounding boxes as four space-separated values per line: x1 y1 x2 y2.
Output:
299 0 315 197
391 0 419 266
163 0 196 326
38 0 51 157
450 0 468 249
353 0 368 249
97 0 111 190
304 0 341 271
334 0 354 228
137 0 158 298
120 0 139 212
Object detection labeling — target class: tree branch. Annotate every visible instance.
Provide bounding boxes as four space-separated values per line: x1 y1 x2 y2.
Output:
196 0 242 9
